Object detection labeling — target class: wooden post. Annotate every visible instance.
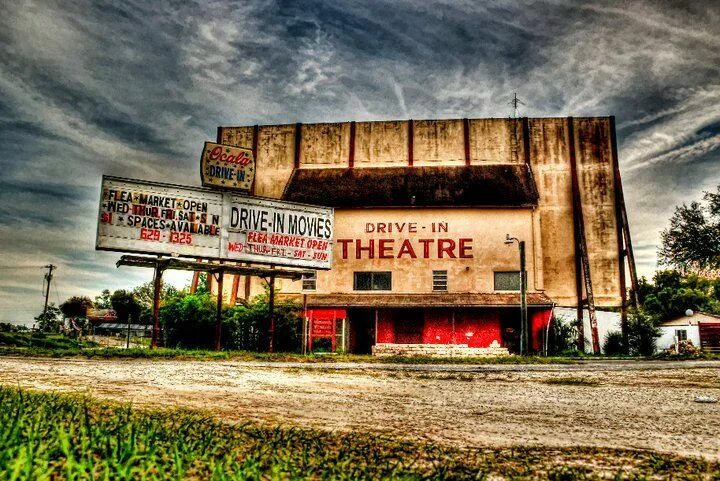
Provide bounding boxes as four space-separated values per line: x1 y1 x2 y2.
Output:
151 262 163 349
302 294 308 355
268 274 276 353
609 116 629 350
215 269 224 351
568 117 585 351
229 273 240 305
568 117 601 354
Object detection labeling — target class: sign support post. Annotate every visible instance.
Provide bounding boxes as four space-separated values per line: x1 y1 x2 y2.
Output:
214 267 224 351
151 262 164 349
267 273 276 353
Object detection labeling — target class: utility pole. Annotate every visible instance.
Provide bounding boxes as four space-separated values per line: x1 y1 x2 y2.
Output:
519 240 528 355
43 264 56 316
505 235 528 354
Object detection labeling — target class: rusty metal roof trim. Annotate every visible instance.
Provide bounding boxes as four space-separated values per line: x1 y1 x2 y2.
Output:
116 255 311 280
298 292 554 308
282 165 539 208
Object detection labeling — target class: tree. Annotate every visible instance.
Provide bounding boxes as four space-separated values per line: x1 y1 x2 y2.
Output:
35 304 63 333
160 292 218 348
94 289 112 309
110 290 141 323
641 269 719 321
132 281 179 309
659 185 720 275
225 290 302 352
626 310 660 356
60 296 93 318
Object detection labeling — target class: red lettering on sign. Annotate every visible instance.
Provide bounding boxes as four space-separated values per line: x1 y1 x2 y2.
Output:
459 238 473 258
356 239 374 259
338 239 352 259
378 239 394 259
209 146 252 166
438 239 456 258
418 239 434 258
335 238 474 259
397 239 417 258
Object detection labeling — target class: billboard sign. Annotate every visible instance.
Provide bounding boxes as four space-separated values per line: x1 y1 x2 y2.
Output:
200 142 255 191
96 176 333 269
225 196 333 269
97 176 224 258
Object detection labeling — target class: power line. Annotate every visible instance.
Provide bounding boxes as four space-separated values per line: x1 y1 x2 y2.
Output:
0 265 49 269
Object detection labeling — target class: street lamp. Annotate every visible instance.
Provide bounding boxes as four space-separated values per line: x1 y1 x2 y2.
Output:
505 234 528 355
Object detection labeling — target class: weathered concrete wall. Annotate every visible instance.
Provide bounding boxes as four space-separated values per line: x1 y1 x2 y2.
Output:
572 118 621 306
413 119 465 166
278 208 536 295
469 118 525 164
528 118 577 306
354 121 408 167
299 123 350 169
217 117 624 307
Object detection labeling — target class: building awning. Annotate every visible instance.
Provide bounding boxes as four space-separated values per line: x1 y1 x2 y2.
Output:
282 165 538 208
300 292 554 308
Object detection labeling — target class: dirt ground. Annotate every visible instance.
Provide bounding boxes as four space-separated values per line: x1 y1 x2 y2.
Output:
1 357 718 460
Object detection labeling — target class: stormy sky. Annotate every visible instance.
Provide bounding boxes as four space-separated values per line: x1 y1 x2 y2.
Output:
1 0 718 322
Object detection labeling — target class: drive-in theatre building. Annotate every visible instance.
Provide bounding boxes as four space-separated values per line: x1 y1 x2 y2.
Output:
212 117 636 356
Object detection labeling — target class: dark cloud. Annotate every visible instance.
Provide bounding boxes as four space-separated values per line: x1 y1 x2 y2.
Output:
0 0 718 321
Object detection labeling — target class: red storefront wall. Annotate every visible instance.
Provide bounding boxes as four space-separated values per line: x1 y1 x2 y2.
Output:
377 308 553 350
376 309 502 347
530 309 554 351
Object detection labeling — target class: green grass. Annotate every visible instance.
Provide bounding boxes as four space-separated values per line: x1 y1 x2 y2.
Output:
0 331 97 350
0 387 718 480
0 344 583 364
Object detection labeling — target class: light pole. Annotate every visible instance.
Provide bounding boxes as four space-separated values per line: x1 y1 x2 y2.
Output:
505 234 528 355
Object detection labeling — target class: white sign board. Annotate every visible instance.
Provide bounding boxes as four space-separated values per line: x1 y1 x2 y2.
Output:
225 196 333 268
96 176 334 269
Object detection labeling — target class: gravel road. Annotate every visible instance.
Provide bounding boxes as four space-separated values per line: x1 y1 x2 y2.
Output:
1 357 718 460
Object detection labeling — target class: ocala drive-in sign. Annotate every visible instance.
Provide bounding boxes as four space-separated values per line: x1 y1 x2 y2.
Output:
96 176 334 269
200 142 255 191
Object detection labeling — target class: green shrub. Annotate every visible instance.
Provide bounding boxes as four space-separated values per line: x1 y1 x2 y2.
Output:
225 291 302 352
159 288 302 352
627 310 660 356
602 331 625 355
548 315 577 355
160 292 221 349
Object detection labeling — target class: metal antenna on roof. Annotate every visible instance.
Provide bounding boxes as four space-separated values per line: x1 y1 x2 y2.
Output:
508 93 525 119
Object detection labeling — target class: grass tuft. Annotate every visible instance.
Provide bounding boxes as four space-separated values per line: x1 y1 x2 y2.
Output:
0 387 718 480
542 378 602 387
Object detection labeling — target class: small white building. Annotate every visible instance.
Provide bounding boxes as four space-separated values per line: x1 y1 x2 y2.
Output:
655 312 720 353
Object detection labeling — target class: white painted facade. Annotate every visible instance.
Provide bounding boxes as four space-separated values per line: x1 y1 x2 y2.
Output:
553 307 622 354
